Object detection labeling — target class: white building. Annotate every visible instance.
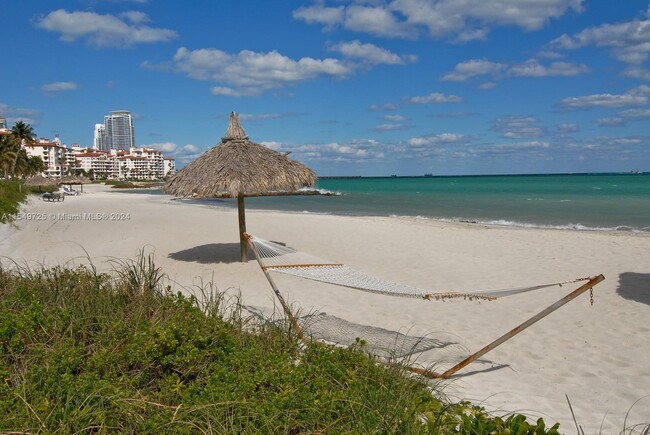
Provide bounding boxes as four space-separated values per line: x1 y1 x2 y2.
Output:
99 110 135 151
163 158 176 178
93 124 107 150
23 139 70 178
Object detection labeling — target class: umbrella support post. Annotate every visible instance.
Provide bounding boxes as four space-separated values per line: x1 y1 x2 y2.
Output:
237 195 248 262
244 233 305 341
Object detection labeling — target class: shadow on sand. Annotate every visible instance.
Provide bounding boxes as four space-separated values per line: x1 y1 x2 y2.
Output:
617 272 650 305
168 243 252 264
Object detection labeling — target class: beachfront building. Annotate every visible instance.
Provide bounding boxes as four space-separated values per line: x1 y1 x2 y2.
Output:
164 157 176 178
93 124 107 150
95 110 135 151
23 138 70 178
71 146 175 180
0 115 8 131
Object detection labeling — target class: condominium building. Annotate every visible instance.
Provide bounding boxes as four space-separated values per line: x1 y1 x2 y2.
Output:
93 124 107 150
23 139 69 178
95 110 135 151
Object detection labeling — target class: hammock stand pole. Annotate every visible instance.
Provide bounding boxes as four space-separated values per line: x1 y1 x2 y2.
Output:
244 233 305 341
418 274 605 379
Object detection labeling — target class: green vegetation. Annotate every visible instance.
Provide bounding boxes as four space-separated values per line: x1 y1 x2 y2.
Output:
0 255 561 434
0 180 28 223
104 180 161 189
0 121 45 180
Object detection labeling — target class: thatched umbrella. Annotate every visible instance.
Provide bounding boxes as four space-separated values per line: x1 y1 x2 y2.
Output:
24 175 59 190
60 175 91 193
164 112 317 262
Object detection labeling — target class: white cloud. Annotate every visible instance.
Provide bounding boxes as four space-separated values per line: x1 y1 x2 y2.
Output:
442 58 588 82
170 47 350 96
492 116 548 138
145 142 201 164
557 123 579 133
441 59 506 82
597 107 650 127
0 103 41 126
380 114 407 122
407 133 467 146
368 103 399 111
343 5 415 38
119 11 149 24
622 67 650 80
560 86 649 109
35 9 177 48
292 3 344 28
372 123 413 132
549 8 650 64
41 81 78 92
295 0 583 40
407 92 463 104
329 40 417 65
292 139 385 162
507 59 589 77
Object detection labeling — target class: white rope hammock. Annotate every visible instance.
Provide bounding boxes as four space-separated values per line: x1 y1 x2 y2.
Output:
248 235 590 301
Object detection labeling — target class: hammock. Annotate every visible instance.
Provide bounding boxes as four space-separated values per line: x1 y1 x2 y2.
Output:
248 235 590 301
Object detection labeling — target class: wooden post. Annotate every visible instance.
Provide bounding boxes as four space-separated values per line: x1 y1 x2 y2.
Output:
244 233 305 340
428 274 605 379
237 194 248 262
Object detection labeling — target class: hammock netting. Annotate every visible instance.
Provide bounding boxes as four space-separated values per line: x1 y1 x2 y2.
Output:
249 235 590 301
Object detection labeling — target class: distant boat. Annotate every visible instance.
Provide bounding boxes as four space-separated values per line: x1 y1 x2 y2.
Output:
390 174 397 178
424 173 433 177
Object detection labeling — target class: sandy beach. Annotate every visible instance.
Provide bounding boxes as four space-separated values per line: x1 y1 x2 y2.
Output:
2 183 649 433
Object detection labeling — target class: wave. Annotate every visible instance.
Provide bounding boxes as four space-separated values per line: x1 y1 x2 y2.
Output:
457 218 645 232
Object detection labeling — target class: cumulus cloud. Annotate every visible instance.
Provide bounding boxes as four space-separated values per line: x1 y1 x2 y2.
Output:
622 67 650 81
35 9 177 48
294 0 583 40
380 114 407 122
372 123 413 132
290 139 386 162
549 7 650 64
407 92 463 104
407 133 467 146
152 43 415 97
0 103 41 126
597 107 650 127
145 142 201 164
507 59 589 77
329 40 417 65
166 46 350 96
442 58 588 82
292 3 344 28
368 103 399 111
41 81 78 93
560 85 650 109
441 59 506 82
492 116 548 138
557 123 579 133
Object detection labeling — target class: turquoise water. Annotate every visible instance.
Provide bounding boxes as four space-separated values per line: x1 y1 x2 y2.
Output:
244 173 650 232
130 173 650 232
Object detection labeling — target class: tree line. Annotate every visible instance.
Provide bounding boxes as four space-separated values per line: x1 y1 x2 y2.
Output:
0 121 46 179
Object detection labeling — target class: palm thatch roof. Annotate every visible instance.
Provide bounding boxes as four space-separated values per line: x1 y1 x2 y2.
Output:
164 112 316 198
60 175 91 185
164 112 317 262
23 175 59 187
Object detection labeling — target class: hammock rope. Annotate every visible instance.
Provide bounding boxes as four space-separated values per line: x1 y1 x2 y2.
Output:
248 235 590 301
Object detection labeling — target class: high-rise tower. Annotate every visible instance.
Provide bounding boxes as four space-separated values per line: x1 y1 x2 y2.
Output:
103 110 135 150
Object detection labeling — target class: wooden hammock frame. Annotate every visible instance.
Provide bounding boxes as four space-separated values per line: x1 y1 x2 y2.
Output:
244 233 604 379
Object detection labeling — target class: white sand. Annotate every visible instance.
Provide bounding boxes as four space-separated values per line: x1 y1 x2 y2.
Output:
2 183 649 433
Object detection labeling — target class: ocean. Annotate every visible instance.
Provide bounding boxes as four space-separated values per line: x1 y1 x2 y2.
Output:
138 173 650 232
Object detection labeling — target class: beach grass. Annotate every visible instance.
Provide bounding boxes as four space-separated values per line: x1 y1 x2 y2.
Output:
0 254 562 434
0 180 28 223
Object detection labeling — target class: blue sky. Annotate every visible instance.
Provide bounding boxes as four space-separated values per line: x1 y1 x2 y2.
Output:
1 0 650 176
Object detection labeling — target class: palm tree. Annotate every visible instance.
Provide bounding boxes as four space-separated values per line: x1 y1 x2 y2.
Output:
25 155 46 177
0 134 20 179
11 121 35 145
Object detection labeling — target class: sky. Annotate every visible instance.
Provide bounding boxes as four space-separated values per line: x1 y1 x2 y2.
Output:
1 0 650 176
